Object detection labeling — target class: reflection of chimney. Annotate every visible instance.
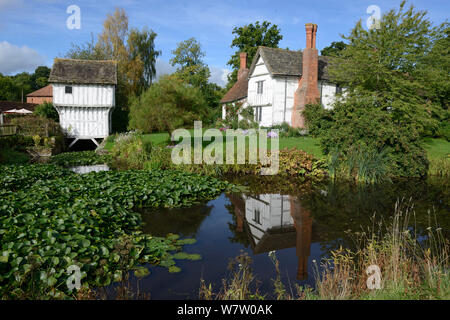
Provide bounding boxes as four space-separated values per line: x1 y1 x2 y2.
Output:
290 196 313 280
228 194 246 233
292 23 320 129
238 52 248 80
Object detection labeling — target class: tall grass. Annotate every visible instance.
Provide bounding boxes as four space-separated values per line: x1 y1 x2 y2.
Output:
200 200 449 300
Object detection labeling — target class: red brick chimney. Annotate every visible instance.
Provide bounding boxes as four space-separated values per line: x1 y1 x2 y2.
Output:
292 23 320 128
237 52 248 80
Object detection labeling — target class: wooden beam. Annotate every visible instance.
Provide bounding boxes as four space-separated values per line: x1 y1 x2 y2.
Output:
68 138 79 148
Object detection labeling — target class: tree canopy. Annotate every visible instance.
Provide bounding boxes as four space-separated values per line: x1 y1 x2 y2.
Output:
327 0 447 137
226 21 283 89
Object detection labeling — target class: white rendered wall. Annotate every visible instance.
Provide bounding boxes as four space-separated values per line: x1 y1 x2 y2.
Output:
248 56 274 107
53 84 115 107
319 81 337 110
56 106 112 138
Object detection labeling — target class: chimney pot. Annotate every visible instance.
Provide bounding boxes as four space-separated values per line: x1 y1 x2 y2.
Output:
239 52 247 70
305 23 317 49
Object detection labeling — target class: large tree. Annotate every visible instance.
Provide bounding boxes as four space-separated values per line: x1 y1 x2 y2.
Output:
328 0 439 136
320 41 347 57
226 21 282 89
128 27 161 90
170 38 224 120
170 37 211 91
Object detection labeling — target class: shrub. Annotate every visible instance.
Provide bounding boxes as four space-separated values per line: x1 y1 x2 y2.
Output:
128 75 209 133
10 115 62 138
303 103 333 137
110 131 152 169
34 102 59 122
310 95 429 178
0 135 33 150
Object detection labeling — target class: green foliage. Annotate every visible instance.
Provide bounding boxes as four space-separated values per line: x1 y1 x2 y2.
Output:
0 135 33 150
227 21 283 88
317 95 429 178
34 102 59 122
0 165 236 298
217 102 258 130
128 27 161 89
267 123 305 138
0 66 50 102
320 41 347 57
110 131 152 169
128 75 209 132
10 115 61 138
50 151 111 167
328 1 444 137
303 103 333 137
0 148 29 165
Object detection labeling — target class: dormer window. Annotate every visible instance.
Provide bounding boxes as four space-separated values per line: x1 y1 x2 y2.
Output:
65 86 73 94
257 81 264 94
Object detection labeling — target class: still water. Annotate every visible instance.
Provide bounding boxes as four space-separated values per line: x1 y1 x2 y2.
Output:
112 176 449 300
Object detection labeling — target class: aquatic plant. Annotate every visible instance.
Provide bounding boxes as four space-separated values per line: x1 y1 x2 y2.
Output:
0 164 238 299
50 151 111 167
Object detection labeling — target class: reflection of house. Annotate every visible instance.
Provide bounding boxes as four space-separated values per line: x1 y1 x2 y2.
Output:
229 193 313 280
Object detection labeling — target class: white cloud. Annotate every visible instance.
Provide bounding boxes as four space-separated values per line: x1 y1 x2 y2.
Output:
0 41 47 74
209 67 230 88
155 58 176 80
0 0 22 11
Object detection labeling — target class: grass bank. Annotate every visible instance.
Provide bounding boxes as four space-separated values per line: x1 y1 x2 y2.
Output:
104 131 449 175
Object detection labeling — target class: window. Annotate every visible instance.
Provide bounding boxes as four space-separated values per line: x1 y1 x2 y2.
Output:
253 209 261 224
254 106 262 123
65 86 73 94
256 81 264 94
335 85 343 95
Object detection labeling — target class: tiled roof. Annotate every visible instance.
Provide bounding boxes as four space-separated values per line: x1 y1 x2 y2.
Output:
49 59 118 85
26 85 52 97
248 46 330 80
220 69 249 104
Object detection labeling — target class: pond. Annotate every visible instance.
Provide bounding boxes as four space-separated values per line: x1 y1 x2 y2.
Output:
105 176 450 299
69 164 110 174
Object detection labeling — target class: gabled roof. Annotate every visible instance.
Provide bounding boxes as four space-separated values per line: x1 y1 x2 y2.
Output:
48 59 118 85
26 85 52 97
248 46 331 80
220 69 249 104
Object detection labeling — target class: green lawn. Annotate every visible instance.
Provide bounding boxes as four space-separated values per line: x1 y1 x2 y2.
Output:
105 132 449 161
422 138 450 160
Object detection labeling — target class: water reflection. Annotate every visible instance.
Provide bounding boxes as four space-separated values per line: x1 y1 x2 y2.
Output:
70 164 110 174
229 194 313 280
127 177 448 299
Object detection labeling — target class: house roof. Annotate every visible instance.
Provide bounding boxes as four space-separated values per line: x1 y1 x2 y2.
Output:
221 47 332 103
48 59 118 85
26 85 52 97
220 69 249 104
0 101 37 113
248 46 331 80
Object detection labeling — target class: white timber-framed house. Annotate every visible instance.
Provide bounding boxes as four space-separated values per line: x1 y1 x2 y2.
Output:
48 59 117 148
222 23 342 128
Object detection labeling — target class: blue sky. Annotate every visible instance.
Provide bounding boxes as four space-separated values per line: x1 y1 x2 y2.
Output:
0 0 448 86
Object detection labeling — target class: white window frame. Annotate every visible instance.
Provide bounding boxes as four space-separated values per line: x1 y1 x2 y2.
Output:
254 106 262 123
256 81 264 94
